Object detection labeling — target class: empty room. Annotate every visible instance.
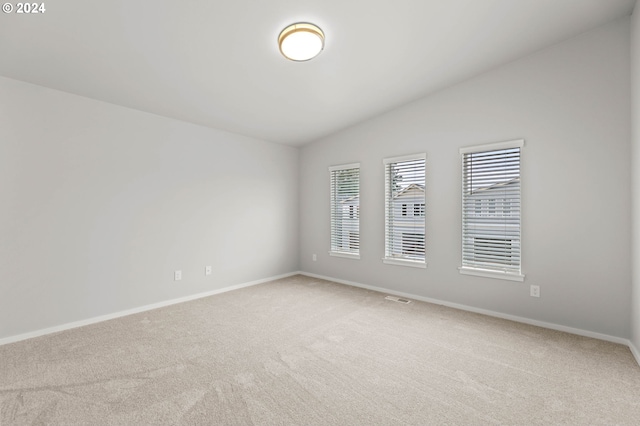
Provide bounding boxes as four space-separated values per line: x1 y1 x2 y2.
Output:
2 0 640 424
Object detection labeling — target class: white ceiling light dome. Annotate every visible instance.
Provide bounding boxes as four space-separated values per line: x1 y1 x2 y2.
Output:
278 22 325 61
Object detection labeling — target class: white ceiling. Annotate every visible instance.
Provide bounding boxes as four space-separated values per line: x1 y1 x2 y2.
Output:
0 0 635 146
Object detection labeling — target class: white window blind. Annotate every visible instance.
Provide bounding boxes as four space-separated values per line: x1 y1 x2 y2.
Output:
329 163 360 259
384 154 426 267
460 140 523 280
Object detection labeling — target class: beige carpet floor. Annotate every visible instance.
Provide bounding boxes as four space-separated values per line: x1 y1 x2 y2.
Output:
1 274 640 425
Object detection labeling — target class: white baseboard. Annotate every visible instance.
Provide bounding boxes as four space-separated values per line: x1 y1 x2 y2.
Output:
299 272 638 360
629 340 640 367
0 271 298 347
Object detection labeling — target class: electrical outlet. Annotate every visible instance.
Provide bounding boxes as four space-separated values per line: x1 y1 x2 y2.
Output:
174 270 182 281
205 266 212 276
312 254 317 262
530 285 540 298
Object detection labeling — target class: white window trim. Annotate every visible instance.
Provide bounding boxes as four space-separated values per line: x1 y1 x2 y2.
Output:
383 153 426 165
383 153 427 268
329 162 360 172
459 139 524 155
329 162 361 260
459 139 524 282
459 266 524 282
329 251 361 260
383 258 427 269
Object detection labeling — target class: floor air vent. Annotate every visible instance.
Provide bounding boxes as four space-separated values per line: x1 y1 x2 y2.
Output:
385 295 412 304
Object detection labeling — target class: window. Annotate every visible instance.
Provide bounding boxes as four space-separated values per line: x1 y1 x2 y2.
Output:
329 163 360 259
459 140 524 281
473 237 514 265
402 233 425 256
383 154 426 267
488 199 496 214
349 232 359 250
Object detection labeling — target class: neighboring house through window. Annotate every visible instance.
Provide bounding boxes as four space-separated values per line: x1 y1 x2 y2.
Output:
329 163 360 259
383 154 426 268
459 139 524 281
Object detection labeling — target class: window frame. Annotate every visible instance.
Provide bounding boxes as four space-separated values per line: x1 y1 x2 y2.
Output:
382 153 427 269
459 139 524 282
329 162 361 260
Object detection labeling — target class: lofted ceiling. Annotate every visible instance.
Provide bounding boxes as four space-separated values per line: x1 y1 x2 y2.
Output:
0 0 636 146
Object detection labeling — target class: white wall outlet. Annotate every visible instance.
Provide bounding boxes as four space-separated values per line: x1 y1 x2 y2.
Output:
530 285 540 298
174 270 182 281
205 266 212 276
312 254 317 262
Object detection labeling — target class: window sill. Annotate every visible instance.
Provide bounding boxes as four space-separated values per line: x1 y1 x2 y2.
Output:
383 258 427 269
458 267 524 282
329 251 360 260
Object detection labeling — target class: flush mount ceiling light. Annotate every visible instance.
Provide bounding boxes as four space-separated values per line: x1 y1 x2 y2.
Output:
278 22 325 61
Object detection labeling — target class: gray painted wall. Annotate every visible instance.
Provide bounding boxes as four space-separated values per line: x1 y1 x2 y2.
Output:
300 18 632 338
632 6 640 351
0 76 299 340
